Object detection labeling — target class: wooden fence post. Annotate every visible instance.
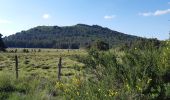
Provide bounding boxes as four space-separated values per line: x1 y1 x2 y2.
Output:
58 57 62 81
15 55 18 79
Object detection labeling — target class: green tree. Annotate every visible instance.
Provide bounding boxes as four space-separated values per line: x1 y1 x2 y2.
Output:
94 40 109 51
0 34 6 51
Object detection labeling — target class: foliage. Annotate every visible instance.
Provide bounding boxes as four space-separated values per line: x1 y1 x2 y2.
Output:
0 34 6 51
67 41 170 99
3 24 143 49
88 40 110 51
120 38 161 51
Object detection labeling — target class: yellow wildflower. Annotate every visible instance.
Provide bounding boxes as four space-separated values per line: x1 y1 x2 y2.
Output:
108 89 118 96
64 89 69 93
136 86 142 91
55 82 64 90
147 78 152 84
72 77 81 86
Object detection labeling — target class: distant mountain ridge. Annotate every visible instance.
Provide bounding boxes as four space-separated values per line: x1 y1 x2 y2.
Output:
4 24 143 49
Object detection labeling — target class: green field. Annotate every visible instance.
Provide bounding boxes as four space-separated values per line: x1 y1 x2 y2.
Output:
0 49 88 100
0 49 86 79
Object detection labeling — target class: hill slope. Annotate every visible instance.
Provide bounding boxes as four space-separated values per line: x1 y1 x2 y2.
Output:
4 24 142 49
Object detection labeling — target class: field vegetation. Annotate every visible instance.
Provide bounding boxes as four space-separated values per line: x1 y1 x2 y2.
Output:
0 40 170 100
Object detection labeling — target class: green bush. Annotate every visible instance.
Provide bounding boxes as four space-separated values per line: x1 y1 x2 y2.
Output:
66 41 170 99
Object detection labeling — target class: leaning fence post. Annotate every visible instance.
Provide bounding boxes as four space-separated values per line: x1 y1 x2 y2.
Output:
15 55 18 79
58 57 62 81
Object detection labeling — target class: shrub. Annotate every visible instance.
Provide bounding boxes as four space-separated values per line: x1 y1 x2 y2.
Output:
87 40 109 51
23 49 29 53
67 42 170 99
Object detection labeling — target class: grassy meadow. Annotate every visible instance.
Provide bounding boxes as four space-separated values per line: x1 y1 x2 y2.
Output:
0 48 86 79
0 48 87 100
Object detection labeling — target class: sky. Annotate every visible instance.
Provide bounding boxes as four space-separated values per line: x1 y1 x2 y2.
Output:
0 0 170 40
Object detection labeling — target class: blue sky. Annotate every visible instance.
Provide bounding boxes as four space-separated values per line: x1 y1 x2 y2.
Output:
0 0 170 40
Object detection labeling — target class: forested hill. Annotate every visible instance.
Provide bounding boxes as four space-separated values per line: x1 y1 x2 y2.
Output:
4 24 143 49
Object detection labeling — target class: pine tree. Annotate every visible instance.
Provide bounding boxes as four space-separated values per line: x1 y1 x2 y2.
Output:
0 34 6 51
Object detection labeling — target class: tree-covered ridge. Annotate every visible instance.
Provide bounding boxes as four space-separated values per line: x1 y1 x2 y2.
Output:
0 34 6 51
4 24 144 49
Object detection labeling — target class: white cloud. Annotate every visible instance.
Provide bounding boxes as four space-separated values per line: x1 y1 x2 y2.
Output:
139 12 152 17
42 14 50 19
154 9 170 16
139 9 170 16
104 15 116 20
0 19 11 24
